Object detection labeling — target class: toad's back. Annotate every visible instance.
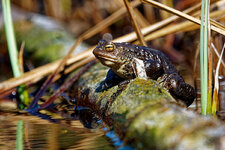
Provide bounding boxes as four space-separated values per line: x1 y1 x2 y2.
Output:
114 42 178 74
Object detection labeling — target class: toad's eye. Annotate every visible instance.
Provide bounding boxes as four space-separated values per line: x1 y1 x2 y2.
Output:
105 44 115 52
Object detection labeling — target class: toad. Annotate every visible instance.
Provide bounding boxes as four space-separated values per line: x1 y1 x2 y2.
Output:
93 40 196 107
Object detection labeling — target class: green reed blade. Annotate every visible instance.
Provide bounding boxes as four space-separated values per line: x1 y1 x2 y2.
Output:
200 0 209 115
205 0 212 115
1 0 30 108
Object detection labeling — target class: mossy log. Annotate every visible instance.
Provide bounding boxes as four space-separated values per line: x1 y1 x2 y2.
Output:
72 63 225 150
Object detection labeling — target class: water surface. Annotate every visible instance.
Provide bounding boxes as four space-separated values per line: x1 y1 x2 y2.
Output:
0 114 115 150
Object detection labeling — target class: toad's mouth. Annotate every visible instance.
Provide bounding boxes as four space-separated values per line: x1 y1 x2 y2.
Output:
95 54 118 63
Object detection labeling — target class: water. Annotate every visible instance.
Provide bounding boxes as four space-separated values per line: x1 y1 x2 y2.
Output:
0 114 115 150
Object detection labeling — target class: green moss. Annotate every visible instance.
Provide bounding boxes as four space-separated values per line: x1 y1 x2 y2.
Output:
109 78 175 120
77 64 175 128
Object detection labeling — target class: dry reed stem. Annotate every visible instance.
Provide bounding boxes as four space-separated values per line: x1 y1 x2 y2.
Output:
0 28 139 93
81 0 141 40
208 48 213 111
134 9 150 27
211 43 225 69
50 56 95 82
182 10 225 32
64 56 95 74
19 41 25 73
0 49 93 93
115 1 205 43
144 4 155 24
142 0 225 36
212 43 225 115
123 0 147 46
139 9 225 43
210 18 225 31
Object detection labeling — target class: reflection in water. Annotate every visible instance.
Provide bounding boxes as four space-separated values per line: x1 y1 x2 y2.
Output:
0 115 115 150
16 121 24 150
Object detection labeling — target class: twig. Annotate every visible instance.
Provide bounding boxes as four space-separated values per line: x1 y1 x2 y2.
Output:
142 0 225 36
123 0 147 46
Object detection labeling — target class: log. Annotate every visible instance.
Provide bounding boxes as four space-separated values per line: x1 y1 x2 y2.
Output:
71 63 225 150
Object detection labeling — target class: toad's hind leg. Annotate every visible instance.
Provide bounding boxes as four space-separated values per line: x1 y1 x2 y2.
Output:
171 82 196 107
160 73 196 107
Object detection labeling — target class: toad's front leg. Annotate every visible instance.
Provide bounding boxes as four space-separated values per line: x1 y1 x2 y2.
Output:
96 69 125 92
